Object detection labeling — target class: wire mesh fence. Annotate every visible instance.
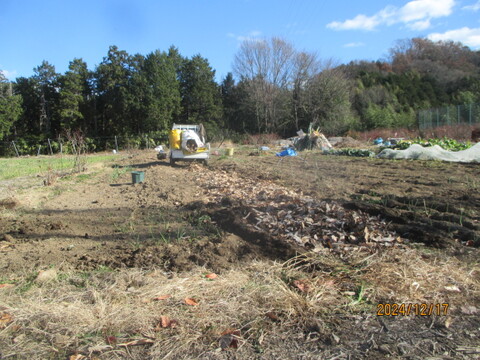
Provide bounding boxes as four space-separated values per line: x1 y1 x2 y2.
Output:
0 134 168 158
418 103 480 130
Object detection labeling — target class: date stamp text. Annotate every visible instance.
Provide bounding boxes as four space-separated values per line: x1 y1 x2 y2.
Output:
377 303 449 316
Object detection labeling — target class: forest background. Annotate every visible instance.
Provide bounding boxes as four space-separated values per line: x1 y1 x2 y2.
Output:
1 37 480 155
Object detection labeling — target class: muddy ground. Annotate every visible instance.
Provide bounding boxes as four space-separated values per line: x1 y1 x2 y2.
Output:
0 148 479 359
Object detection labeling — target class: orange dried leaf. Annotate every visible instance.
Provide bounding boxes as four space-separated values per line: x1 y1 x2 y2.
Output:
69 355 87 360
153 295 171 301
0 283 14 289
0 313 13 329
205 273 218 279
160 316 170 328
221 328 241 336
159 315 178 329
265 312 280 321
118 339 154 347
184 297 199 306
293 279 310 293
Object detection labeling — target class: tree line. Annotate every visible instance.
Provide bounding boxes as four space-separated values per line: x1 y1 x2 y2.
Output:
1 37 480 154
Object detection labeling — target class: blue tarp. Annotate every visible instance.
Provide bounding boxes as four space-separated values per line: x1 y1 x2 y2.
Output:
276 148 297 157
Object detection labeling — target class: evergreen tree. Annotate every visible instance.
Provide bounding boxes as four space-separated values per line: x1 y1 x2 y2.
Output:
0 72 22 140
179 55 223 133
58 58 92 132
14 77 40 135
95 46 137 135
32 61 59 135
141 50 181 132
221 76 257 133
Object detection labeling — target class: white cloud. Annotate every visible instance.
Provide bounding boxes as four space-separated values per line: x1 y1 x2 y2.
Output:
343 42 366 48
428 27 480 47
462 1 480 11
328 14 380 31
0 69 17 80
327 0 455 31
249 30 262 37
399 0 454 22
408 19 432 30
227 30 262 42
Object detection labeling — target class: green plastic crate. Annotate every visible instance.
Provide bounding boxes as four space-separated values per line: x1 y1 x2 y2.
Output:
131 171 145 184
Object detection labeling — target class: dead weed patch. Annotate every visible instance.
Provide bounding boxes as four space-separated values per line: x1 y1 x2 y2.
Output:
1 246 478 359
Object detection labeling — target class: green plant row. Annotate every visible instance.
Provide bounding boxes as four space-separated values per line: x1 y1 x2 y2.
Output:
393 137 472 151
0 154 117 181
323 148 375 157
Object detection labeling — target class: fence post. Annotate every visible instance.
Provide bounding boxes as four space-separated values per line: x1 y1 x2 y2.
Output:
57 136 62 155
48 138 53 155
115 136 119 152
37 145 42 156
11 141 19 157
469 103 472 125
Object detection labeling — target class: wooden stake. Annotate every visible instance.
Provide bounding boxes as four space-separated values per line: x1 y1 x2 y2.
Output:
48 138 53 155
11 141 19 157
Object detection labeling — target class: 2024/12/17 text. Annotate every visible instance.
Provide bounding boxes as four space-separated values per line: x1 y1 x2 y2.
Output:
377 303 449 316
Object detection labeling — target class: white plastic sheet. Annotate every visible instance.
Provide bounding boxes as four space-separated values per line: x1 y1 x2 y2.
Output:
377 143 480 163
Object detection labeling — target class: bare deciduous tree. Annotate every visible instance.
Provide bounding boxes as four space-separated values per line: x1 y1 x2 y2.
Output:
292 51 321 129
233 37 296 132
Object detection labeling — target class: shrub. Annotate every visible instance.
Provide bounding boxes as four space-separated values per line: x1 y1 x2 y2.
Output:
394 137 472 151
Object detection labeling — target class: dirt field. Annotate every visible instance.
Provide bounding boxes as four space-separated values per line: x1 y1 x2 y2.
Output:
0 148 479 359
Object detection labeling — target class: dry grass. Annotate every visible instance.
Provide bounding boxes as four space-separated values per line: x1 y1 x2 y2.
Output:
0 197 19 209
285 246 480 306
1 246 478 359
361 246 480 305
0 261 341 359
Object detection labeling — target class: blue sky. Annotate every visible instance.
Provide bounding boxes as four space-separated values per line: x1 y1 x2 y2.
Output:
1 0 479 82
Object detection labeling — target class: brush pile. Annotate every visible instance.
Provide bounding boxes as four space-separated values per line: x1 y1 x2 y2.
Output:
294 129 333 151
196 165 403 252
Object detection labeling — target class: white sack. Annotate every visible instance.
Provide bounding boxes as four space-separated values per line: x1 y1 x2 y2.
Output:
181 130 204 152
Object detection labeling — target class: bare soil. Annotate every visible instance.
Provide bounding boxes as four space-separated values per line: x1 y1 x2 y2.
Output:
0 148 479 359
